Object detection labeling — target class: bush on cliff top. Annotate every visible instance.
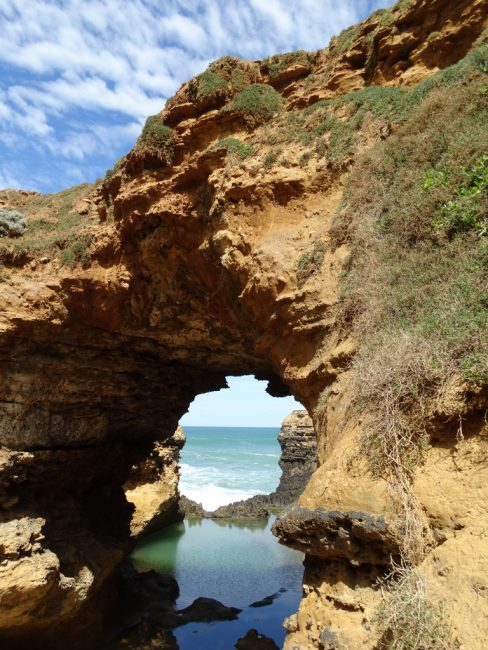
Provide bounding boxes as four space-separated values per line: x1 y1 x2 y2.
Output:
0 209 27 237
187 57 259 103
225 83 284 128
136 115 175 165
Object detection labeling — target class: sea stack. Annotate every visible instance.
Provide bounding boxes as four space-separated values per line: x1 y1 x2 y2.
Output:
270 410 317 506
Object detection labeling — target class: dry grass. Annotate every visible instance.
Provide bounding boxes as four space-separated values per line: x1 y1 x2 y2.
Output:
374 563 459 650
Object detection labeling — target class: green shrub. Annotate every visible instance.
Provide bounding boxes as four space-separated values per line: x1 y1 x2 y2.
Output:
137 115 175 164
263 50 313 78
59 236 91 269
433 154 488 236
0 209 27 237
211 137 253 160
226 83 284 127
296 241 326 286
191 68 227 99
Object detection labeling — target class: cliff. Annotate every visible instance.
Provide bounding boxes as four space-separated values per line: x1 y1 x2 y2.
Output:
0 0 487 648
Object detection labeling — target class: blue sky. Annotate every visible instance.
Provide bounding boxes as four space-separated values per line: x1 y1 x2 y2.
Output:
180 375 302 427
0 0 390 194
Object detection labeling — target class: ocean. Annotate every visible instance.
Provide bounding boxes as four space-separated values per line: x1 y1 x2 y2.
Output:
179 426 282 510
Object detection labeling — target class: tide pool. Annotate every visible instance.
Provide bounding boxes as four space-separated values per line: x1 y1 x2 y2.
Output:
131 516 304 649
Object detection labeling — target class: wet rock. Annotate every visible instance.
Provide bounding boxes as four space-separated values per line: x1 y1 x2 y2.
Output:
249 592 280 607
235 629 279 650
272 505 401 565
179 597 241 622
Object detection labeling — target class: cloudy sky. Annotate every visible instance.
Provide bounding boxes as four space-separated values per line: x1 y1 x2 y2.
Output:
0 0 391 194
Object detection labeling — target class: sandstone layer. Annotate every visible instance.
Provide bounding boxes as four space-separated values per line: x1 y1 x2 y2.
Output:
0 0 487 648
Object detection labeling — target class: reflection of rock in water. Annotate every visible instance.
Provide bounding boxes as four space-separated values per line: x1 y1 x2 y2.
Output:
105 568 243 649
235 629 279 650
179 409 317 520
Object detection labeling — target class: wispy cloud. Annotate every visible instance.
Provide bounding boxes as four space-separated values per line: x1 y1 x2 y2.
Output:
0 0 390 192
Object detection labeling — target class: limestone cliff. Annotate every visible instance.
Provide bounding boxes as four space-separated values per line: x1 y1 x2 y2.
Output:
0 0 487 648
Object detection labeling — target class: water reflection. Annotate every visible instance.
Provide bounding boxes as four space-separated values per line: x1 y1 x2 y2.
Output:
130 516 303 649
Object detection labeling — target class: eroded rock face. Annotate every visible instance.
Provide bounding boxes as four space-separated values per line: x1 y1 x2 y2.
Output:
0 0 487 648
125 426 185 537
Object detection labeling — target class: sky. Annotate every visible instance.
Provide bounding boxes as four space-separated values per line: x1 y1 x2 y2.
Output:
180 375 302 427
0 0 390 194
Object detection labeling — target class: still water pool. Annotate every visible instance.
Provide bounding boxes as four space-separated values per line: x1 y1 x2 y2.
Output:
131 516 303 649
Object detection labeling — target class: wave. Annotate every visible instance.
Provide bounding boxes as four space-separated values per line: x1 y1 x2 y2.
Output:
180 483 264 511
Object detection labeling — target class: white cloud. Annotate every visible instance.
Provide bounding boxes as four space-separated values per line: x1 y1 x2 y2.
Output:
0 0 390 191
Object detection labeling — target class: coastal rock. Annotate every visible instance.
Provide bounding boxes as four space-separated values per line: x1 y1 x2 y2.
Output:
269 409 317 506
0 1 487 648
272 505 401 565
235 629 279 650
125 426 185 537
179 597 241 622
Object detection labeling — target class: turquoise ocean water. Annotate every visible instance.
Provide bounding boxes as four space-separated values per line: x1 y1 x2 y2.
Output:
179 426 282 510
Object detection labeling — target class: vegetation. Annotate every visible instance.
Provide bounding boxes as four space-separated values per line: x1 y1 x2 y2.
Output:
262 50 313 78
210 137 253 160
374 565 459 650
188 57 259 103
225 83 284 128
433 154 488 236
334 38 488 568
296 241 326 286
105 156 124 181
0 209 27 237
136 115 175 164
59 235 92 269
0 185 92 268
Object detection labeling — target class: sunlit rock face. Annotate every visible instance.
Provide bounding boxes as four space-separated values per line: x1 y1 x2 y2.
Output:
0 0 487 647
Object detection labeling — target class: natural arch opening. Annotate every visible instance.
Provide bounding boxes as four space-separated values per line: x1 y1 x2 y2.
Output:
178 374 303 511
127 375 315 650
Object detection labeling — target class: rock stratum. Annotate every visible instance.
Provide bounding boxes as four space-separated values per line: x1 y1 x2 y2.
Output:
0 0 487 648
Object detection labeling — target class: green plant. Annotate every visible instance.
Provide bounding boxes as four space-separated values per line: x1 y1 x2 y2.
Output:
210 137 253 160
263 50 313 78
296 241 326 286
136 115 175 164
264 147 282 167
0 209 27 237
192 68 227 99
226 83 284 127
433 154 488 236
59 236 92 269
